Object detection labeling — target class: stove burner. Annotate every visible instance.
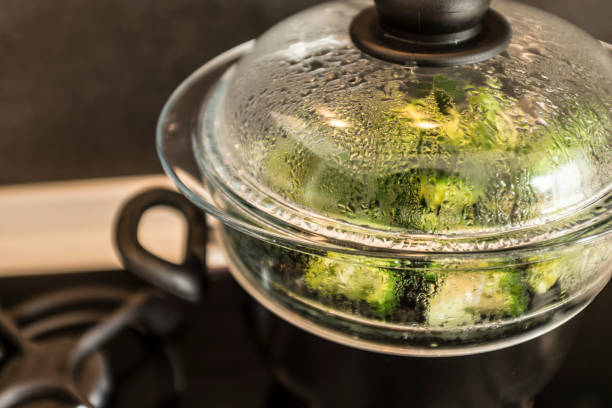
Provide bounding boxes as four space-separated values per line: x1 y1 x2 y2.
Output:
0 287 186 408
0 338 110 408
0 190 207 407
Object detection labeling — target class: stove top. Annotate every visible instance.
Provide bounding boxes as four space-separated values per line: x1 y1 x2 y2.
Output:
0 267 610 408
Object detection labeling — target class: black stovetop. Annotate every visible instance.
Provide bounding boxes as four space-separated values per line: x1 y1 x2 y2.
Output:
0 269 610 408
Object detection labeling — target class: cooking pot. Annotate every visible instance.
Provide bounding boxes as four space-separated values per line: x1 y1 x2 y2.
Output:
116 0 612 405
114 188 580 407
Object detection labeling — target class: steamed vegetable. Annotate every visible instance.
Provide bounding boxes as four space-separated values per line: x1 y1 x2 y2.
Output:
374 170 483 231
255 74 610 325
527 260 562 295
300 166 483 231
304 255 400 315
303 252 533 325
426 270 528 327
260 74 609 232
303 253 437 318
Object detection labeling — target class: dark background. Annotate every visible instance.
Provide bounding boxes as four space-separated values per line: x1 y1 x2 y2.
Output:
0 0 610 185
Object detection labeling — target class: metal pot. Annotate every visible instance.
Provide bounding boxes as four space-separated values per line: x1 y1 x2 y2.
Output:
115 187 579 407
115 0 612 404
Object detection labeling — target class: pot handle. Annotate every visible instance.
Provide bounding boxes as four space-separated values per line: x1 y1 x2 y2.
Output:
115 188 207 303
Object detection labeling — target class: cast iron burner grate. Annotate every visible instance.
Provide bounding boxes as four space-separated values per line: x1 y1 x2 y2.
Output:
0 189 209 408
0 285 188 408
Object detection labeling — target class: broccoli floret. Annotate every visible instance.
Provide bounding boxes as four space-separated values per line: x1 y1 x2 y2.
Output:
300 166 483 231
304 254 400 315
303 252 441 319
372 170 483 231
303 252 535 326
426 269 528 328
258 75 610 233
526 243 611 297
527 260 561 294
257 75 522 232
250 73 611 331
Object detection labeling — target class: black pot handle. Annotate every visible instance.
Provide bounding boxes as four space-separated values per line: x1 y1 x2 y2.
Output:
115 188 207 303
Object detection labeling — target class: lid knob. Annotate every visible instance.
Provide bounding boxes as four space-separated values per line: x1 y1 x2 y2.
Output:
375 0 489 38
351 0 511 66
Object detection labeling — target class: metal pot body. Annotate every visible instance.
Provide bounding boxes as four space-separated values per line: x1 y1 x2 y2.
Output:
114 187 608 406
240 288 577 408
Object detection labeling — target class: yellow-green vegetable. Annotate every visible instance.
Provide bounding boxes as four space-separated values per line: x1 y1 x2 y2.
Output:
427 270 528 327
304 255 399 315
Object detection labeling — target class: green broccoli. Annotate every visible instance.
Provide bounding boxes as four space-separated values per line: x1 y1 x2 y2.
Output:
526 242 612 297
303 252 442 319
426 269 528 328
247 72 612 332
304 254 400 315
373 170 483 231
303 251 530 326
527 259 562 294
302 167 483 231
258 73 610 233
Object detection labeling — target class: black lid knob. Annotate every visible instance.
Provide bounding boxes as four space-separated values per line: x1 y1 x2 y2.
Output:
375 0 490 37
350 0 511 66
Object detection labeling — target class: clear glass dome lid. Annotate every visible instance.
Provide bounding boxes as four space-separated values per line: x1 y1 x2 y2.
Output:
197 0 612 252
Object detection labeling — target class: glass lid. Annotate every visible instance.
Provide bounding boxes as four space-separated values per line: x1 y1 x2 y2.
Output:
195 0 612 252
